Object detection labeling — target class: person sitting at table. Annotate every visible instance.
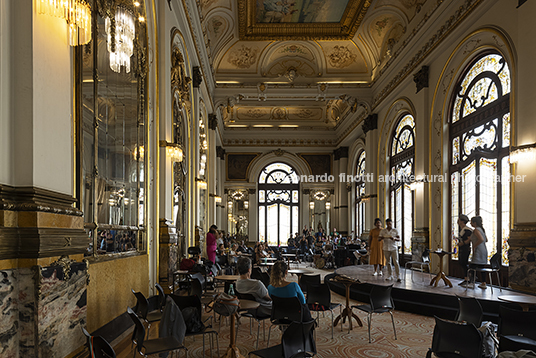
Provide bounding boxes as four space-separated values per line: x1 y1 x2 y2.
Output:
237 240 248 253
267 260 312 321
229 243 241 265
236 257 272 316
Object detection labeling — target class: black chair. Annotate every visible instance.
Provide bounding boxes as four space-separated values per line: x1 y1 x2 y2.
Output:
236 291 271 349
155 283 166 312
249 320 317 358
467 252 503 293
170 294 220 358
426 316 483 358
82 327 116 358
259 272 271 288
455 295 483 327
299 274 320 295
127 307 187 357
352 284 397 343
306 283 341 339
188 246 201 259
498 305 536 352
404 248 431 283
131 289 163 336
267 296 304 346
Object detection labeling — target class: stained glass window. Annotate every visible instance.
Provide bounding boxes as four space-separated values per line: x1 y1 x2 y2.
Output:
390 114 415 255
258 162 300 246
355 150 366 237
450 52 510 265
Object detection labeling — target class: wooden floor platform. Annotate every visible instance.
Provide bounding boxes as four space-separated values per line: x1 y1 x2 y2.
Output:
328 265 536 323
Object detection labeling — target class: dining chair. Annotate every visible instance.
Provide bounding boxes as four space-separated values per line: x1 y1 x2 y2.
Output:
426 316 483 358
352 284 396 343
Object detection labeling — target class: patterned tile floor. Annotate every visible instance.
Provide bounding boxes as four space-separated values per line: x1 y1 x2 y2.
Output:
116 266 435 358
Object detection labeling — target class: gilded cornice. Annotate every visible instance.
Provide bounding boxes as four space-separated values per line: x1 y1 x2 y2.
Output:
237 0 372 41
370 0 485 109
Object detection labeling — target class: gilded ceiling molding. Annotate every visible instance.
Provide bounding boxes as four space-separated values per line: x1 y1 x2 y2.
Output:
222 138 336 147
371 0 485 109
237 0 372 41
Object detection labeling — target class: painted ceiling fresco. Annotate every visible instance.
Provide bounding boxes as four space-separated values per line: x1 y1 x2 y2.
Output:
255 0 350 23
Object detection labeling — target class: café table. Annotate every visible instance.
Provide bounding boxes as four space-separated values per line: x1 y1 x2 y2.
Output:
430 250 453 288
281 253 299 266
222 299 260 358
498 295 536 311
288 269 313 284
215 275 241 284
331 275 363 331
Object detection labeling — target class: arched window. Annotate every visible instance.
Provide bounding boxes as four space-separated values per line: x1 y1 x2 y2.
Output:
258 163 300 246
355 150 366 238
450 52 510 264
389 114 415 255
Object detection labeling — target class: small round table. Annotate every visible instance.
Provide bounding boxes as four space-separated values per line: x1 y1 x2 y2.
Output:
288 269 313 284
215 275 241 283
498 295 536 311
222 299 260 358
430 250 453 288
332 275 363 331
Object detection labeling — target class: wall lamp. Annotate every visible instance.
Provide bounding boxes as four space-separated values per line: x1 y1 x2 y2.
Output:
209 194 222 203
195 178 207 190
360 194 377 202
160 140 184 162
408 177 426 191
510 143 536 163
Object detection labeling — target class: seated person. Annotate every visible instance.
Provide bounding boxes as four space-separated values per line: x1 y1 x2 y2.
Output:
267 260 312 321
237 240 248 253
229 243 241 264
216 243 226 256
235 257 272 316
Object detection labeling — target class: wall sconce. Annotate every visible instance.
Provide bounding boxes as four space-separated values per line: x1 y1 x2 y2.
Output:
196 178 207 190
408 177 426 191
37 0 92 46
133 145 144 160
326 202 331 209
510 143 536 163
244 201 249 209
360 194 377 202
209 194 222 203
309 202 315 210
160 140 183 162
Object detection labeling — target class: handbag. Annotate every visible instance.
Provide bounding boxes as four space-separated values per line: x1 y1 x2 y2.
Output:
209 293 239 316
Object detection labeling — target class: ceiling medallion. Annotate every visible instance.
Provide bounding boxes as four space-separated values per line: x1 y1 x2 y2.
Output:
238 0 372 41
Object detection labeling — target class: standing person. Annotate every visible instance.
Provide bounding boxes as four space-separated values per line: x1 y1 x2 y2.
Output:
469 216 489 289
206 224 218 264
368 218 385 276
379 218 401 283
457 215 473 286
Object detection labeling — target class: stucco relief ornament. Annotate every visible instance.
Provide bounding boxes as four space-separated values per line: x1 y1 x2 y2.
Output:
228 45 258 69
296 109 314 118
171 48 192 109
245 109 266 119
328 46 357 68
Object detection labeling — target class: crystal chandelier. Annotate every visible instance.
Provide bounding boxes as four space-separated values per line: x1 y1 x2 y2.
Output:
106 6 135 73
37 0 92 46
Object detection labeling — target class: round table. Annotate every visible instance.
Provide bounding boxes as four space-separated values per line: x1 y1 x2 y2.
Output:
215 275 241 282
430 250 453 288
498 295 536 311
288 269 313 284
222 299 260 358
331 275 363 331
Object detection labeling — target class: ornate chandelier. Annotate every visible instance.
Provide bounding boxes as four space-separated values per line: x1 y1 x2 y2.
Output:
37 0 92 46
106 5 135 73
